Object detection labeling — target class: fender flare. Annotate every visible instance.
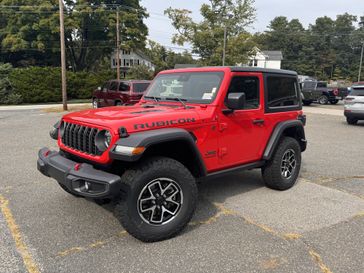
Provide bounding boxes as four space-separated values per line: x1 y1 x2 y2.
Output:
109 128 207 176
263 120 306 160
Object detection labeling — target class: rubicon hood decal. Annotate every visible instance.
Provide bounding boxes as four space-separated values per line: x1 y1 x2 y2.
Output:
134 118 196 130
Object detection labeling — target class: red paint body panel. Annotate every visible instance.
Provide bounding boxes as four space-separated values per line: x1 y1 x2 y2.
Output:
60 67 303 171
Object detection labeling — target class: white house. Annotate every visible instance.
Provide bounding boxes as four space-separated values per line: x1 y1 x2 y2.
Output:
111 49 155 76
247 48 283 69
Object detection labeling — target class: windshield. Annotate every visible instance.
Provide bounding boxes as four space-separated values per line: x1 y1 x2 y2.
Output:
144 72 224 104
350 87 364 96
133 83 150 93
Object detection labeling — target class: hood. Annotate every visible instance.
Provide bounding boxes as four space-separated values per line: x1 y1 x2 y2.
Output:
62 104 203 133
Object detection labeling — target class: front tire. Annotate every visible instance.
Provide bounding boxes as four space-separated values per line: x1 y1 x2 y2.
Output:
330 99 339 105
92 98 99 109
115 101 123 106
114 157 198 242
262 137 301 191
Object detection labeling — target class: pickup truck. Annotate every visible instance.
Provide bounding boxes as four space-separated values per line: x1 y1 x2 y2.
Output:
300 81 348 105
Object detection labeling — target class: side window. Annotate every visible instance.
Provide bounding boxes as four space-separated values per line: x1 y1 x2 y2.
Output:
109 81 118 91
102 82 109 92
133 83 150 93
119 82 130 92
267 76 299 108
226 76 259 110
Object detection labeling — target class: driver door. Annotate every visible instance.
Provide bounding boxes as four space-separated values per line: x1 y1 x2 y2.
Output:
217 72 266 168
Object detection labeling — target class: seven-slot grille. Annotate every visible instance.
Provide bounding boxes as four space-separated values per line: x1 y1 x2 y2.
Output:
61 122 101 156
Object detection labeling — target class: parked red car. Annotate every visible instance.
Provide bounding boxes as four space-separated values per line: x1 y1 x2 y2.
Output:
92 80 151 108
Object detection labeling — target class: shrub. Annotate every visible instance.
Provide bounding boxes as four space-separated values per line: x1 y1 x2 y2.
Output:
0 63 23 105
9 67 116 103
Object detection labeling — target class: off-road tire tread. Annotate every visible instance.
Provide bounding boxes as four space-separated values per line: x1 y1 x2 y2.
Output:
114 157 197 242
262 137 301 191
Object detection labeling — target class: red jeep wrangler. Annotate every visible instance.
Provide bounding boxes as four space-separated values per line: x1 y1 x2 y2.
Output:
92 80 151 108
38 67 307 242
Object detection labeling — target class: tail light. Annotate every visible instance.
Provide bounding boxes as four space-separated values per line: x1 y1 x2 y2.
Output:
333 89 339 96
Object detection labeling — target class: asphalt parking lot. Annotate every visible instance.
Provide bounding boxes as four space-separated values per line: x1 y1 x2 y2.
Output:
0 104 363 273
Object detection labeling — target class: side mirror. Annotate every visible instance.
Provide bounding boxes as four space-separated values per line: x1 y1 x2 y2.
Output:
97 86 102 91
225 92 246 112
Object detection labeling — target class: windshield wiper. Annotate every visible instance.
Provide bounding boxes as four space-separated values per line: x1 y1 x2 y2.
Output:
144 96 161 103
165 97 188 109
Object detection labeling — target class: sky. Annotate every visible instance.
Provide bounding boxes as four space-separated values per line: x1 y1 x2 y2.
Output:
140 0 364 52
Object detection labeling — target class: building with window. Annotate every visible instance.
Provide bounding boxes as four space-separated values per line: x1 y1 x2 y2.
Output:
111 49 155 77
246 48 283 69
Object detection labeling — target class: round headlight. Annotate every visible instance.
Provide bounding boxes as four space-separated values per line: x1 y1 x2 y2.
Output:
95 130 112 152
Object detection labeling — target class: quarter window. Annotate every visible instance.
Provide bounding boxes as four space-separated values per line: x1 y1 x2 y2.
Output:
267 77 299 108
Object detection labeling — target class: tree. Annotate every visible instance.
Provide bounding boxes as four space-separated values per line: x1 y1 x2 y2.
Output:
256 13 362 81
145 40 196 72
165 0 256 65
64 0 149 71
0 0 149 71
0 0 61 66
127 64 153 80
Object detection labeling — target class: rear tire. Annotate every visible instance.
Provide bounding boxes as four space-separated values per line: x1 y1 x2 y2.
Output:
114 157 198 242
330 99 339 105
115 101 123 106
262 137 301 191
318 95 329 105
346 117 358 125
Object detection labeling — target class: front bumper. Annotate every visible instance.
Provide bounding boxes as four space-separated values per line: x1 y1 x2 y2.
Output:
37 147 122 198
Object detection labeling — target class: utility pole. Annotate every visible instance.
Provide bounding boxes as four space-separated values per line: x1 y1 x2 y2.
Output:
222 14 233 66
116 8 120 81
359 21 364 82
59 0 67 111
358 42 363 82
222 26 227 66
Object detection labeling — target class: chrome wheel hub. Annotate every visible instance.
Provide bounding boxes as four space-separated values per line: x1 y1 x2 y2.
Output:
281 149 296 179
137 178 183 225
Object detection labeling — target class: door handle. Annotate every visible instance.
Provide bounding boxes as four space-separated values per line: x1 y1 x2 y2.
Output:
253 119 264 125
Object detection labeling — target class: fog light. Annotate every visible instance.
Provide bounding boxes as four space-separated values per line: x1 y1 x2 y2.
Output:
85 182 91 191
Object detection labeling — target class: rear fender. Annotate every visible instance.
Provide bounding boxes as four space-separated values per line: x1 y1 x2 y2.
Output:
263 120 307 160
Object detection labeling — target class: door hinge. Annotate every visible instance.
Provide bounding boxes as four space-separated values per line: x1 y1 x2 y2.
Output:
218 147 228 157
219 122 228 132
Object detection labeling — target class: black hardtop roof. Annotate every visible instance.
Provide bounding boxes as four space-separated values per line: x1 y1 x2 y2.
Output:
228 66 297 76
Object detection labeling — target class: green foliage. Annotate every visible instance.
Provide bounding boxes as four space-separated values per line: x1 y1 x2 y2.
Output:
0 0 61 66
165 0 256 66
146 40 196 72
126 64 154 80
8 66 115 103
256 13 364 81
0 0 149 71
0 63 22 104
